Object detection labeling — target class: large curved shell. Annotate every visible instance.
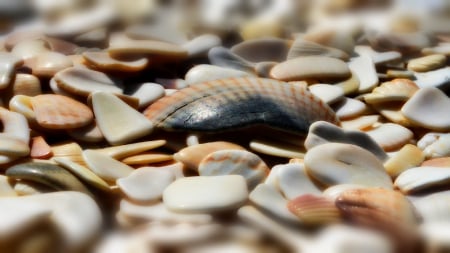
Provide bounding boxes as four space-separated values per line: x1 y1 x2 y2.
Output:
144 77 338 134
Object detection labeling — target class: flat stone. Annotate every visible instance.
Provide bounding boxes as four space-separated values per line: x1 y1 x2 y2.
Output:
401 87 450 131
92 92 153 145
83 150 134 182
270 56 351 82
308 84 344 104
185 64 251 85
332 98 367 120
408 54 446 72
117 167 175 203
304 143 392 188
348 55 378 93
163 175 248 213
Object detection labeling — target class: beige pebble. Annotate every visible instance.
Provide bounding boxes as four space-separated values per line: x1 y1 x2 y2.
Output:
384 144 425 178
332 98 367 120
83 150 134 182
198 150 269 190
365 123 413 151
304 143 392 188
27 52 73 78
92 92 153 145
408 54 446 72
83 51 149 72
163 175 248 213
183 34 222 58
10 73 42 98
395 167 450 194
340 115 380 130
270 56 351 82
118 167 175 203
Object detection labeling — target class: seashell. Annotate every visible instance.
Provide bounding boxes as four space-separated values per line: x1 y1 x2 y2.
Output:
333 71 360 95
422 44 450 56
95 140 166 159
198 149 269 190
420 222 450 253
364 123 413 151
30 94 94 129
11 39 50 60
82 150 134 182
74 28 108 46
240 17 284 41
0 107 30 153
119 200 212 224
395 167 450 194
108 33 187 58
144 77 338 134
185 64 251 85
273 163 320 199
92 91 153 145
163 175 248 213
208 46 255 73
354 45 401 66
304 121 388 161
323 184 368 201
143 163 185 180
372 102 412 127
121 153 173 165
364 79 419 104
332 97 367 120
249 138 306 159
340 115 380 130
30 136 52 159
127 82 165 109
13 180 53 195
6 162 91 195
422 157 450 167
302 27 355 54
304 143 392 188
26 52 73 78
53 157 110 191
50 141 84 165
287 194 341 225
407 54 446 72
82 51 148 72
348 55 378 93
254 61 277 78
10 73 42 98
0 175 16 197
182 34 222 58
249 184 299 223
412 190 450 222
0 52 23 89
287 38 349 60
67 122 104 143
54 67 123 97
366 31 433 53
231 38 291 63
384 144 425 178
386 69 415 79
117 167 175 203
414 67 450 90
308 84 344 104
401 87 450 131
417 133 450 158
270 56 351 82
9 94 36 122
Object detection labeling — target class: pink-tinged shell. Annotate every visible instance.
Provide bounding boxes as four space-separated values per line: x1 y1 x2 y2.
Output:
30 136 53 159
287 194 341 225
31 94 94 129
144 77 338 134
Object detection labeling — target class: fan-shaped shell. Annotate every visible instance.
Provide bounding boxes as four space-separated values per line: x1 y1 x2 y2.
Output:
144 77 338 134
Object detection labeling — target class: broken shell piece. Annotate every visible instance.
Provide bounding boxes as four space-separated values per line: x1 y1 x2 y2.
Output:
418 133 450 158
198 150 269 190
422 157 450 167
304 143 392 188
0 52 23 89
407 54 446 72
372 102 412 127
92 92 153 145
0 107 30 152
117 167 175 203
163 175 248 213
83 150 134 182
384 144 425 178
334 71 360 95
27 52 73 78
54 67 123 97
413 190 450 222
395 167 450 194
67 123 104 143
364 123 413 151
10 73 42 97
6 162 91 195
249 138 306 159
332 98 367 120
208 46 256 73
0 175 16 197
121 153 173 165
308 84 344 104
276 163 321 199
174 142 244 171
185 64 251 85
128 82 165 109
95 140 166 159
348 55 378 93
401 87 450 131
340 115 380 130
364 79 419 104
323 184 368 201
287 194 341 225
30 94 94 129
30 136 52 159
414 67 450 90
82 51 149 72
183 34 222 58
231 38 290 63
50 141 84 165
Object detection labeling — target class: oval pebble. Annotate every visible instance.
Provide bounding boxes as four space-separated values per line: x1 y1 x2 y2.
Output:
163 175 248 213
332 97 367 120
395 167 450 194
304 143 392 188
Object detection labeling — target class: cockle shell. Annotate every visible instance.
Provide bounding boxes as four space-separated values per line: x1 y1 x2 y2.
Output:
144 77 338 134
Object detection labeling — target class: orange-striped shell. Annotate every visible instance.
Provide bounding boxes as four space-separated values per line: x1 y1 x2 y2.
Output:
144 77 338 134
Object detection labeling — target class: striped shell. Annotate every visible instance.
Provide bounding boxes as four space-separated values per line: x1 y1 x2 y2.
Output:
144 77 338 133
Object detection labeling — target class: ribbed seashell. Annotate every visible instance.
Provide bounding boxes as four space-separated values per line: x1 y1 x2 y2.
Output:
287 38 349 60
10 73 42 98
395 167 450 194
50 141 85 165
198 150 269 190
364 79 419 104
30 94 94 129
144 77 338 134
289 194 341 226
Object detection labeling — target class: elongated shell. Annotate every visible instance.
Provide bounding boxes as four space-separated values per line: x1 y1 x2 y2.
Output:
144 77 338 134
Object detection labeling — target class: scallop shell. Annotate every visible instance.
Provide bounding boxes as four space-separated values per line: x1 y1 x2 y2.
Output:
364 79 419 104
144 77 338 134
287 194 341 225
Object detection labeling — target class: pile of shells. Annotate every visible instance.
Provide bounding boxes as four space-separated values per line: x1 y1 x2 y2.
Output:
0 0 450 252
